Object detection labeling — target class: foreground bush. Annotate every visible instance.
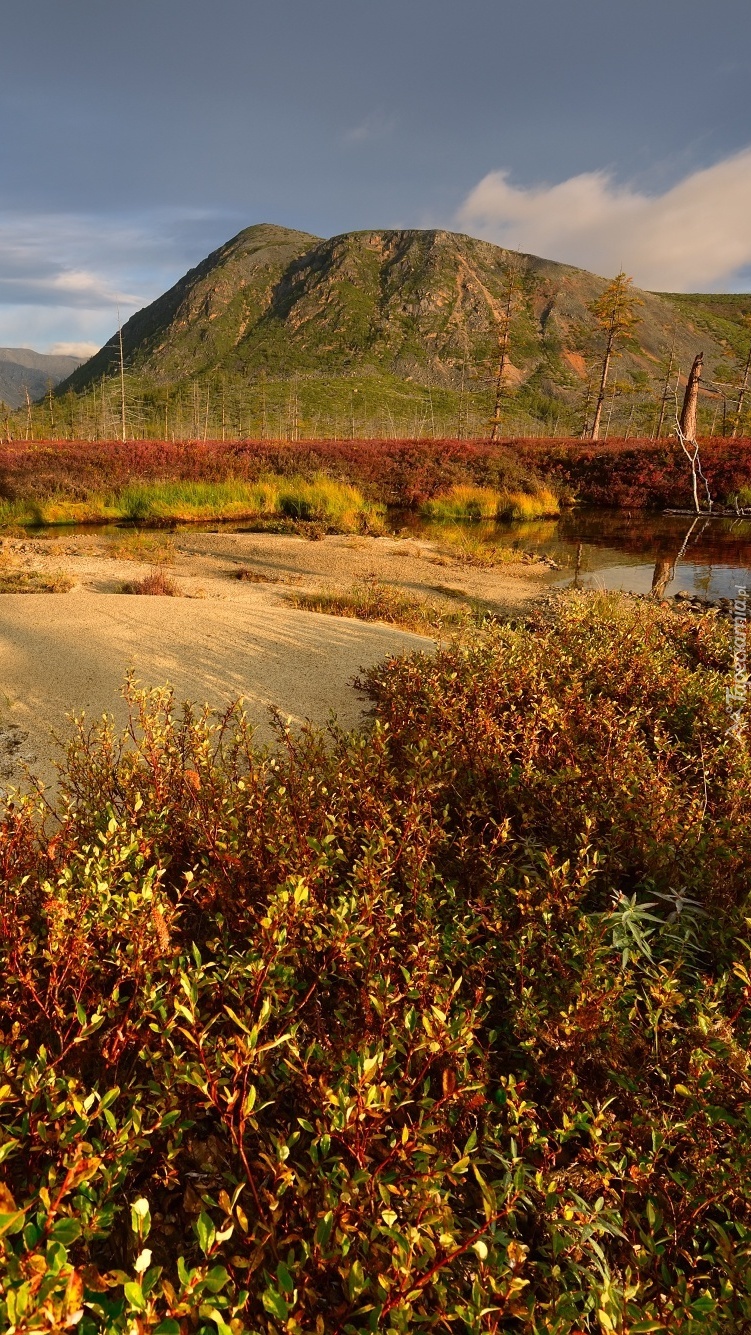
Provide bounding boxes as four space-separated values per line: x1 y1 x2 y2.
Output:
0 594 750 1332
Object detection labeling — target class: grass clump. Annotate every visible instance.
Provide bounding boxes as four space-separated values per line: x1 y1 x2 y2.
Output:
0 475 385 533
120 567 180 596
0 559 72 593
421 484 501 520
422 483 559 522
0 595 750 1330
287 579 475 634
497 484 559 519
106 532 176 563
433 526 520 567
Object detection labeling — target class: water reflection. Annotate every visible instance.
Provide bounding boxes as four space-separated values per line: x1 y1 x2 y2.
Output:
408 509 751 602
20 507 751 603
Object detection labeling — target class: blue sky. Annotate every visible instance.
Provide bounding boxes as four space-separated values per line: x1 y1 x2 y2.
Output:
2 0 750 353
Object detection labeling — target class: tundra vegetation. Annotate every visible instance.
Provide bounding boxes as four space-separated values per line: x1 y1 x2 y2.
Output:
0 593 750 1332
1 438 751 531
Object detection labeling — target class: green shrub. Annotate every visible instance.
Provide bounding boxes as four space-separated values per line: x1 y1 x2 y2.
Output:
0 594 749 1331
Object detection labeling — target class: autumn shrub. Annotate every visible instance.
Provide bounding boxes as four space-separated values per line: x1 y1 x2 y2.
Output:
1 437 751 518
0 439 549 515
120 567 180 596
0 594 750 1331
512 436 751 509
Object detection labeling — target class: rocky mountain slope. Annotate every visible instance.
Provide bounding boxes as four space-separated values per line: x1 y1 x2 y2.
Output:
57 224 751 436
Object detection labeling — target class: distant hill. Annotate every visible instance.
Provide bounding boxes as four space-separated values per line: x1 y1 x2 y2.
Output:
0 348 82 410
56 224 751 437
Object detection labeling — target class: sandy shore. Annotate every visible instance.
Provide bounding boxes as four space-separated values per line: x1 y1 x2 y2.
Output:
0 528 549 793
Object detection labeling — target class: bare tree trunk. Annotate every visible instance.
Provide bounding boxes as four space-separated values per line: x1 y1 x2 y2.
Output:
654 346 674 439
733 343 751 437
580 373 594 439
676 354 710 514
118 308 127 443
680 352 703 441
489 267 519 442
651 557 674 599
590 343 612 440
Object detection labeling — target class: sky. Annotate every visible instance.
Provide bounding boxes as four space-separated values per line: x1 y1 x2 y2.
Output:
1 0 750 355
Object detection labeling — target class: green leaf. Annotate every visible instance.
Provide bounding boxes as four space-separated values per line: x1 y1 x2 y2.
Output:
124 1281 147 1311
204 1265 230 1293
45 1241 68 1274
463 1129 478 1155
131 1197 151 1240
314 1210 334 1247
195 1209 216 1256
262 1286 290 1319
0 1209 25 1237
49 1217 81 1244
347 1259 367 1299
153 1322 182 1335
277 1261 294 1294
205 1310 234 1335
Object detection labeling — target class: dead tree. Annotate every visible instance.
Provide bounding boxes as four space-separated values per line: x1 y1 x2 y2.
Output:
732 322 751 437
653 344 675 439
489 260 522 442
675 353 712 513
650 516 699 598
117 307 127 443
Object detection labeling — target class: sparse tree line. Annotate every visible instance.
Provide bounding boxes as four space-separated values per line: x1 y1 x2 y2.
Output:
2 270 751 445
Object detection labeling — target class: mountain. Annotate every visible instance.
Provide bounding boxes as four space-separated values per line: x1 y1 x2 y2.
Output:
0 348 82 409
57 224 751 436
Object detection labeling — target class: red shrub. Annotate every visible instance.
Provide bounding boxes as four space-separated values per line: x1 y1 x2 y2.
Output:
2 435 751 510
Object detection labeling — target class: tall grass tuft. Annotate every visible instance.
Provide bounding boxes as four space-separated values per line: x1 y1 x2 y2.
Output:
0 474 384 532
421 483 559 522
287 579 479 634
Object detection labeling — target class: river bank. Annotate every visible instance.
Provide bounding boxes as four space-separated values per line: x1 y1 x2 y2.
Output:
0 528 548 790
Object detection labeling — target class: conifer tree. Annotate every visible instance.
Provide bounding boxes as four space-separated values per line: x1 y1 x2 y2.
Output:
588 271 641 440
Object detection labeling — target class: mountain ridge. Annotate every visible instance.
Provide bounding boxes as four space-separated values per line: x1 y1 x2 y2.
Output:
56 224 751 437
0 347 82 409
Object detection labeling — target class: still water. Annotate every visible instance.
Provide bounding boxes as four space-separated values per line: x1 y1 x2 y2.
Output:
25 508 751 603
414 509 751 602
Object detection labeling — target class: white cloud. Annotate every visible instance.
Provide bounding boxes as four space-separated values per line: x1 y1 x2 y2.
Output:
0 207 235 351
456 149 751 290
50 341 100 358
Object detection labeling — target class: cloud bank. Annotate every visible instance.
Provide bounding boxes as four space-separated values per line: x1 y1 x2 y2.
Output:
457 149 751 291
0 209 237 352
